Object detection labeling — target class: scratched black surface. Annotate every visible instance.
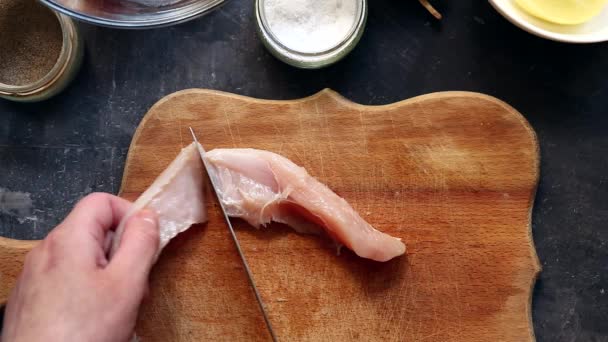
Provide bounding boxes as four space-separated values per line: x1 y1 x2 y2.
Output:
1 1 607 340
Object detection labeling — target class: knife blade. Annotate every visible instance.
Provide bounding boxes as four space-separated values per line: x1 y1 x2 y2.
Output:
189 128 278 342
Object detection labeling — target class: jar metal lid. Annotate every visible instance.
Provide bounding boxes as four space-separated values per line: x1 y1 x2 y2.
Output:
255 0 367 69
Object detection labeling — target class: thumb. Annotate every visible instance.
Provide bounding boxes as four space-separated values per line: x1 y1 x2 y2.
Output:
109 210 160 285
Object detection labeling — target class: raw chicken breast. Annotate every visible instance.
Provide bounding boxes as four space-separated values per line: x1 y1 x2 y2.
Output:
205 148 406 262
111 142 207 258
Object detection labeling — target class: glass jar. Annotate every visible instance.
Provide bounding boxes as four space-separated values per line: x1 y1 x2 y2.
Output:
0 12 84 102
255 0 367 69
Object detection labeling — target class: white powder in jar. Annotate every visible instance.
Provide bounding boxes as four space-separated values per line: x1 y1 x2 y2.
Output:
262 0 359 54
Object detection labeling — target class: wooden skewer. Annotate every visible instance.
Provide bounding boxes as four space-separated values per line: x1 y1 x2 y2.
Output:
418 0 442 20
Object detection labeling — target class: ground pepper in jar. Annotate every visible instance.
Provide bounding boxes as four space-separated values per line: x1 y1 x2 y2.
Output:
0 0 63 86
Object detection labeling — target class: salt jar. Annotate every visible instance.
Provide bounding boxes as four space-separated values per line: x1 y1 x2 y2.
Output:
255 0 367 69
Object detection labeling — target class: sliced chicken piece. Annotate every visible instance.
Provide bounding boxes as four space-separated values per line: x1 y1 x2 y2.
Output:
111 142 207 258
205 148 406 262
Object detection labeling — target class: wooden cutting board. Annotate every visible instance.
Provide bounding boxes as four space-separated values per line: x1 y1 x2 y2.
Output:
0 89 541 341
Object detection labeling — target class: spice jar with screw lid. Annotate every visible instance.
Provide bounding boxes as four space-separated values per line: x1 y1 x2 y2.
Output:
0 0 84 102
255 0 367 69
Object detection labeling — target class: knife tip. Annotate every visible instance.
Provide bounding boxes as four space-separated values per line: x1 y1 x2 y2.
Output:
189 127 198 142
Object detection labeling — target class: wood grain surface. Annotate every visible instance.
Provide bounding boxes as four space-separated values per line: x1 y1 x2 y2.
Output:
0 89 541 341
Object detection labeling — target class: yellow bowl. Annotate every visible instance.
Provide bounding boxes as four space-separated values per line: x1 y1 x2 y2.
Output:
515 0 607 25
490 0 608 43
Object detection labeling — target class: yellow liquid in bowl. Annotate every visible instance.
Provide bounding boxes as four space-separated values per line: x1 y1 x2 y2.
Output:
515 0 607 25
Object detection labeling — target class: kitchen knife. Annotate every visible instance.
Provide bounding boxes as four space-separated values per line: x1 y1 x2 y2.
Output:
189 128 278 342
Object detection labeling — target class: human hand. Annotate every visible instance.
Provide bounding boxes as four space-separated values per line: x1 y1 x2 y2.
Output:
2 193 159 342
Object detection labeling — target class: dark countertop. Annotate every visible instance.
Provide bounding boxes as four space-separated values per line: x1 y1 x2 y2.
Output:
1 1 607 340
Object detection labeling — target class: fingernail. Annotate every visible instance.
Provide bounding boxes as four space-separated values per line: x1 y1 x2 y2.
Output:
135 209 158 226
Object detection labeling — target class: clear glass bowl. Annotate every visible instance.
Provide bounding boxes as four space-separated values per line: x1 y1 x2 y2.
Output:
0 12 84 102
39 0 226 29
255 0 367 69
